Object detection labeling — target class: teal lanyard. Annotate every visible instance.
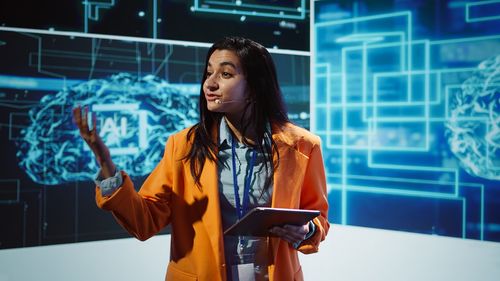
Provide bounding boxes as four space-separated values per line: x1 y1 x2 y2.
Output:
231 137 257 219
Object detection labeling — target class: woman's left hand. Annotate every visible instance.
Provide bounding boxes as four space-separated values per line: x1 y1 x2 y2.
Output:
269 223 309 246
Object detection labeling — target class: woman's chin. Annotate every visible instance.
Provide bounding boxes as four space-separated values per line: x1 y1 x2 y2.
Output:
206 104 222 112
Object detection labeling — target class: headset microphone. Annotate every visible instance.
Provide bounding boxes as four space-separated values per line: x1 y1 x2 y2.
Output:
214 99 246 104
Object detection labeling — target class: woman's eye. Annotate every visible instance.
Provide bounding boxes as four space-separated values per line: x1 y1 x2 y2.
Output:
205 72 212 77
222 72 232 78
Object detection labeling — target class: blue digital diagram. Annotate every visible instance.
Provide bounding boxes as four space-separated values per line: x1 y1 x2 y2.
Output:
313 1 500 241
190 0 307 20
82 0 117 32
0 27 309 248
80 1 306 40
82 0 162 39
0 30 205 186
0 28 308 186
82 0 308 27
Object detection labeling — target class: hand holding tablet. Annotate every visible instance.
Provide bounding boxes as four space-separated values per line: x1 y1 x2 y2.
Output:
223 207 320 237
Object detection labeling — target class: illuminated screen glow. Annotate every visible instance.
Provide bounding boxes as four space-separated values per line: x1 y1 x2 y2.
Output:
313 1 500 242
0 28 309 248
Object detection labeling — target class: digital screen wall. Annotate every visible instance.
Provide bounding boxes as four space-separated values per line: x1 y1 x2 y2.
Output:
313 0 500 242
0 28 310 249
0 0 309 50
1 0 499 251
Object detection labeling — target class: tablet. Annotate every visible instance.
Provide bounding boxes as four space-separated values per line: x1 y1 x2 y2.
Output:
223 207 320 237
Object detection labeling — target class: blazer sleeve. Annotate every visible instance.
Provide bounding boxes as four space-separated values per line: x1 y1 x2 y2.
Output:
95 135 176 241
297 137 330 254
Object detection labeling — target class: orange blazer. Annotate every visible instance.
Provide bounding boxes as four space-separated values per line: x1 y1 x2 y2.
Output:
96 122 329 281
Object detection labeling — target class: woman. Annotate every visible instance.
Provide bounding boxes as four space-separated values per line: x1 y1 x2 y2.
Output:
73 36 329 281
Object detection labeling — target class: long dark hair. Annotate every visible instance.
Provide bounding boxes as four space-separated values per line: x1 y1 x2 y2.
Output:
186 36 289 186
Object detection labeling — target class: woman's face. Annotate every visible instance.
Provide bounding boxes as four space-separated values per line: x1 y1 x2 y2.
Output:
203 49 249 118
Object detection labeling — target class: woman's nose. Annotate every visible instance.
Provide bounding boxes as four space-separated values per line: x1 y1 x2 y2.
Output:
205 76 218 91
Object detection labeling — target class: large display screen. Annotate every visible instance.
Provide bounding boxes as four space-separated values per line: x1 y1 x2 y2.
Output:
0 0 309 50
1 0 499 250
0 28 309 249
313 0 500 242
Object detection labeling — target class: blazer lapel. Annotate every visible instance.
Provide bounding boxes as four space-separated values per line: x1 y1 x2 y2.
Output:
198 124 225 277
199 158 225 274
271 125 309 209
269 124 310 263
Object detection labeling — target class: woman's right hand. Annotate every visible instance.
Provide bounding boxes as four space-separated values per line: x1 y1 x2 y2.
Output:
73 105 116 178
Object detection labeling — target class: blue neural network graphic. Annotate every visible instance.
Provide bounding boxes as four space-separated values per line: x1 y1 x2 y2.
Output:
16 73 198 185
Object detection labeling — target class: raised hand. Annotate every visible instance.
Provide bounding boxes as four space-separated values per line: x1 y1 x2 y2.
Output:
72 105 116 178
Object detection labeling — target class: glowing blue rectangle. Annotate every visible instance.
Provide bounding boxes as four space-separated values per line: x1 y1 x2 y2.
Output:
92 103 139 111
193 0 306 20
110 147 139 155
0 75 83 91
466 0 500 22
85 104 149 155
138 111 148 149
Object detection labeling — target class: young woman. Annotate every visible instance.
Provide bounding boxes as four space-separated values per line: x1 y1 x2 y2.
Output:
73 36 329 281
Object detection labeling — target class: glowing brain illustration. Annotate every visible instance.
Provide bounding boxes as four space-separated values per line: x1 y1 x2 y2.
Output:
446 55 500 181
16 73 199 185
